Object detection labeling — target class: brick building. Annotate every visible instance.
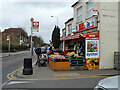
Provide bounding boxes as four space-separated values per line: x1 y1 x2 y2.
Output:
2 28 28 45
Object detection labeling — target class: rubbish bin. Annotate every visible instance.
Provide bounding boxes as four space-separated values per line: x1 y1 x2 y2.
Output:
23 58 33 75
114 52 120 70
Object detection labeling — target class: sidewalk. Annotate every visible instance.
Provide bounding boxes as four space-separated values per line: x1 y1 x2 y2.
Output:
15 63 119 80
0 51 31 58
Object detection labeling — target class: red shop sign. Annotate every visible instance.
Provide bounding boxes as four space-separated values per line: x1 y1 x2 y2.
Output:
86 34 99 40
79 23 84 31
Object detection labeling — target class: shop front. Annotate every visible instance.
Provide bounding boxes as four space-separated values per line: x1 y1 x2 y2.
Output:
60 16 100 69
60 34 86 56
85 34 99 69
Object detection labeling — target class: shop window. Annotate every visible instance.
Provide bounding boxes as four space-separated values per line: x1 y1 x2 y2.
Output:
86 0 94 19
77 6 82 23
68 24 72 35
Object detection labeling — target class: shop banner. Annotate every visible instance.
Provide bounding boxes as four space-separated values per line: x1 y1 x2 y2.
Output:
85 34 99 69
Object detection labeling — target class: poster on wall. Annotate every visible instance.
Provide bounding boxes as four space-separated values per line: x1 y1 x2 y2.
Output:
85 34 99 69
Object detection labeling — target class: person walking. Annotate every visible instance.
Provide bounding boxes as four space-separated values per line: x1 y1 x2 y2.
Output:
35 47 41 65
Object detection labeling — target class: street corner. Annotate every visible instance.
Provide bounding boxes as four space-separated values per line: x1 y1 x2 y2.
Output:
7 67 25 80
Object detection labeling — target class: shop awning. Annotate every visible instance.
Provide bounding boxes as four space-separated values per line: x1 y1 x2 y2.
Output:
60 34 80 41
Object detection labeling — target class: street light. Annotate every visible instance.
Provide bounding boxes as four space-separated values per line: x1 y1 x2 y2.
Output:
51 16 58 26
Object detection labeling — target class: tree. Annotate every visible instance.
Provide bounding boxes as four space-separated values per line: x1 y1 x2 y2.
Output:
32 36 44 47
52 26 60 49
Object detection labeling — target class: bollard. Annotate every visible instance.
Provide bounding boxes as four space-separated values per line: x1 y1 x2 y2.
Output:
23 58 33 75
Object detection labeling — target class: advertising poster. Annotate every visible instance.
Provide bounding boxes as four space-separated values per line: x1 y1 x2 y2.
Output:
85 34 99 69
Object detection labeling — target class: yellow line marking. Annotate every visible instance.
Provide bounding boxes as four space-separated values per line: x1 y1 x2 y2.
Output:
7 67 23 80
13 75 108 81
54 73 80 77
7 66 108 81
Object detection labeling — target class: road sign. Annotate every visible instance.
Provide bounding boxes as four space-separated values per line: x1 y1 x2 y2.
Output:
32 21 39 32
30 18 34 22
7 36 9 41
32 21 39 27
36 30 39 32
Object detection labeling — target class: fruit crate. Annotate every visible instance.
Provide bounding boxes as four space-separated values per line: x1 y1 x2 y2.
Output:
49 57 70 71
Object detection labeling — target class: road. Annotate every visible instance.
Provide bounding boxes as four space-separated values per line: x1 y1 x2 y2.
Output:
2 52 109 89
2 51 36 85
2 76 106 89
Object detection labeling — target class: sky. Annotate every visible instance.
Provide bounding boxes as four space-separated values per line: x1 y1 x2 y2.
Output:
0 0 78 43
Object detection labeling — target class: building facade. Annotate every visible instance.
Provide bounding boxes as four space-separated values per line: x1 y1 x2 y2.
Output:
60 0 119 69
2 28 28 45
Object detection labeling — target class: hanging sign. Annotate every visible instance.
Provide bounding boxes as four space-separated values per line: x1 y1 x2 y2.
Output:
92 10 98 16
72 26 76 32
85 34 99 69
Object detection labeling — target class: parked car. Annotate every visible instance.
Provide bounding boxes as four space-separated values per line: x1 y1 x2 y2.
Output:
94 75 120 90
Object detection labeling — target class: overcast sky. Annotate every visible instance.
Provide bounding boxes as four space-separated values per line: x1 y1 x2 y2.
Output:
0 0 78 43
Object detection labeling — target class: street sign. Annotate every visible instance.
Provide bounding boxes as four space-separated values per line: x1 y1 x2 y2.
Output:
30 18 34 22
32 21 39 27
32 21 39 32
7 36 9 41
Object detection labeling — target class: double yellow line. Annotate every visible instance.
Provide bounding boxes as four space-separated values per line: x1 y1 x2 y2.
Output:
7 67 108 81
7 67 23 80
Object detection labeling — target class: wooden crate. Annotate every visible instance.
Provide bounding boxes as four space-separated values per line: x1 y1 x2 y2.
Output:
49 57 70 71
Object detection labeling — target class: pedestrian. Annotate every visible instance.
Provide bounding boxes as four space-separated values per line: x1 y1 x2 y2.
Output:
35 47 41 65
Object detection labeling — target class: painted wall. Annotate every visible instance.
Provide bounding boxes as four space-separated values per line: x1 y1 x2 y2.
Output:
72 1 119 69
99 2 118 69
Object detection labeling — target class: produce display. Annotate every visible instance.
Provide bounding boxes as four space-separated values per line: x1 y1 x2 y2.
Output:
66 52 85 60
86 58 99 69
49 54 66 59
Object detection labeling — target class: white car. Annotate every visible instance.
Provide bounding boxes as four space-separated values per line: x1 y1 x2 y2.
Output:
95 75 120 90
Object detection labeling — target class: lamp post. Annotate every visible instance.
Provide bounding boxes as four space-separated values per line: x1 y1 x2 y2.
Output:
51 16 58 26
30 18 34 58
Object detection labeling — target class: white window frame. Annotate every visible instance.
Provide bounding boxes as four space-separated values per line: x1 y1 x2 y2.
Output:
86 0 94 19
77 6 82 23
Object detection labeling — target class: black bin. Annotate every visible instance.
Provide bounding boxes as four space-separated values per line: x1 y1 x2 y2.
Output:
23 58 33 75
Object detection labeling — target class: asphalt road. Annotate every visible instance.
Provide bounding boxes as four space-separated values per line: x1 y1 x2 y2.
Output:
2 76 106 89
2 51 33 84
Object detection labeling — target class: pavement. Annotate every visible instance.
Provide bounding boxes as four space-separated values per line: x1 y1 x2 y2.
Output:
13 64 119 81
0 51 31 58
3 51 118 81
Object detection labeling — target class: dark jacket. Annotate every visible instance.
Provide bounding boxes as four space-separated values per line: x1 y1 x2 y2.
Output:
35 48 41 55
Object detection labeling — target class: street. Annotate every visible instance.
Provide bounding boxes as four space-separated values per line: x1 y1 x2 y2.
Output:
2 77 106 89
2 51 33 85
1 51 113 89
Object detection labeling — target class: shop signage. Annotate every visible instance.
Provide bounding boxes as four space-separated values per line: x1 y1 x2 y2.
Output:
72 26 76 32
84 17 97 30
79 23 84 31
85 34 99 69
73 17 97 33
60 34 80 41
92 10 98 16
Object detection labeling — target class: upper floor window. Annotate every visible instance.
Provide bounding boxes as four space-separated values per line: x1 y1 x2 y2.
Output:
62 30 66 37
77 6 82 23
86 0 94 19
68 24 72 35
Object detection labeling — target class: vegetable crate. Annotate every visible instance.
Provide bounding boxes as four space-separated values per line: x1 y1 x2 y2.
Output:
49 57 70 71
69 59 86 66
